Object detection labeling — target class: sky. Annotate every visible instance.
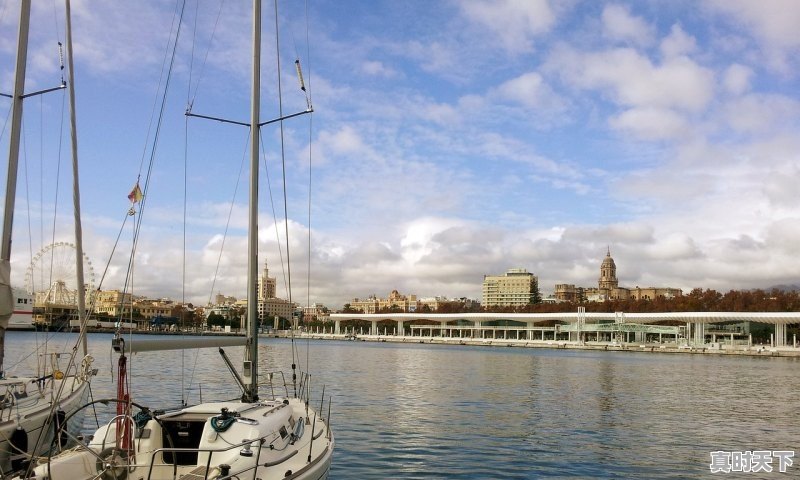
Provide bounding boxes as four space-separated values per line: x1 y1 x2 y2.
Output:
1 0 799 309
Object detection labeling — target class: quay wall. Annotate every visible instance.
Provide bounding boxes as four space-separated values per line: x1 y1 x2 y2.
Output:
286 332 800 358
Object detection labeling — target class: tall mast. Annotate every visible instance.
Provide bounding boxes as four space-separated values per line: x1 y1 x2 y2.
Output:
0 0 31 375
243 0 261 403
65 0 88 356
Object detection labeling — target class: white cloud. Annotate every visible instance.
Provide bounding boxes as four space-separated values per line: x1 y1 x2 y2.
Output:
361 60 396 78
708 0 800 49
765 218 800 255
549 47 715 113
459 0 557 54
722 63 753 95
763 165 800 209
9 0 800 309
318 125 367 155
602 4 654 46
708 0 800 73
609 107 689 140
721 93 800 134
660 24 696 58
400 217 471 263
491 71 567 113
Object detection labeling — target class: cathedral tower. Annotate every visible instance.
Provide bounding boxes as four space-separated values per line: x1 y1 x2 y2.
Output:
598 247 618 290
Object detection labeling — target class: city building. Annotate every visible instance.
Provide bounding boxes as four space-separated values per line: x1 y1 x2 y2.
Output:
347 293 479 314
214 293 238 305
258 260 277 300
555 249 682 302
482 268 540 308
257 260 295 322
349 290 419 313
302 303 329 322
134 298 174 320
260 298 295 322
93 289 133 317
417 296 480 312
554 284 585 302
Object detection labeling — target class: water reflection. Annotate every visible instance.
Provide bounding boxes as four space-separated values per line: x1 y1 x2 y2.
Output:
6 333 799 478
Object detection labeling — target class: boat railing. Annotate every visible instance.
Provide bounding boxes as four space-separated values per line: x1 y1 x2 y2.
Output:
0 381 28 416
35 351 75 379
260 370 291 399
261 369 321 403
141 436 280 480
83 414 271 480
0 353 92 417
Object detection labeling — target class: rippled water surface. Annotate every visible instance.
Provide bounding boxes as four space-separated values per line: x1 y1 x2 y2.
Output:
5 332 799 478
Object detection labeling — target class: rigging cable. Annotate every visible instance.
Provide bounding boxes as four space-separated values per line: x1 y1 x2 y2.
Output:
118 0 186 328
204 137 250 309
0 104 12 141
183 0 228 405
26 17 89 470
189 135 250 398
180 0 199 408
302 0 313 382
272 0 299 398
44 79 68 335
259 132 288 297
283 0 315 381
186 0 226 109
112 0 187 419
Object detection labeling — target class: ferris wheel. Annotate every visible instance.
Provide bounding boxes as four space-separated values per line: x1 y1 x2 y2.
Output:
24 242 96 307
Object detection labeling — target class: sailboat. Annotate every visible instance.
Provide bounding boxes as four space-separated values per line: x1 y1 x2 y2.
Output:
15 1 334 479
0 0 95 475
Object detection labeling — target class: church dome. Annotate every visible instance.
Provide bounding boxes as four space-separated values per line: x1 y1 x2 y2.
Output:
598 248 618 290
601 251 616 269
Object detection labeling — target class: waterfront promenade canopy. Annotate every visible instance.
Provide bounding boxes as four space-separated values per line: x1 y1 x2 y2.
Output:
330 312 800 325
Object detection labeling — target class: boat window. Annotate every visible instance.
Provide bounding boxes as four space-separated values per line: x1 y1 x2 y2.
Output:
162 421 205 465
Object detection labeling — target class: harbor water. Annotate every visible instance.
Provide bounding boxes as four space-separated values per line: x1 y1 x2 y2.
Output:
5 331 799 478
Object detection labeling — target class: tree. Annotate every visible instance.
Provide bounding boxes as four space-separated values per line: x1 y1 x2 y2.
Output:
530 278 542 304
207 313 226 328
340 303 358 313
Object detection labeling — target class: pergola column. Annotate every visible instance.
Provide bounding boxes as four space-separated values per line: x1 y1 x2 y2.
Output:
371 320 377 335
775 323 786 347
693 322 705 345
397 320 404 336
334 319 341 334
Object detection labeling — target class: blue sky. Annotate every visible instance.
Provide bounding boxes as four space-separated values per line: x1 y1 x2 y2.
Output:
2 0 799 308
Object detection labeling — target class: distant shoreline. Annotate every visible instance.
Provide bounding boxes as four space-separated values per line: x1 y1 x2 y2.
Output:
287 333 800 358
20 328 246 337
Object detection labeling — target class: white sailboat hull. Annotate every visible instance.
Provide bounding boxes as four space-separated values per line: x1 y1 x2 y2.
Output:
7 312 34 331
7 288 33 331
19 397 334 480
0 370 92 474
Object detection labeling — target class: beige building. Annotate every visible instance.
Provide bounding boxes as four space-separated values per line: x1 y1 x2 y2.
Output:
482 268 539 308
554 284 585 302
258 260 277 300
350 290 419 313
261 298 295 322
214 293 238 305
417 296 480 312
555 249 682 302
256 261 295 322
134 299 174 320
93 289 133 317
302 303 329 322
